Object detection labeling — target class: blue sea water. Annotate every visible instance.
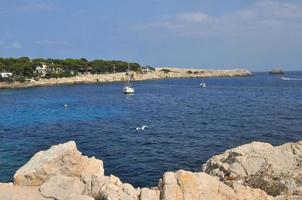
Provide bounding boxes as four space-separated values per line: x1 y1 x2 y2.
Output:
0 72 302 187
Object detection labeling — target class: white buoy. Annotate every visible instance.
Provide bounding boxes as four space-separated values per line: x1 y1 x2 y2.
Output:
64 104 68 107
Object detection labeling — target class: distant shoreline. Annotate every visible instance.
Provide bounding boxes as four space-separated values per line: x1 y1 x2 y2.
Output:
0 68 251 89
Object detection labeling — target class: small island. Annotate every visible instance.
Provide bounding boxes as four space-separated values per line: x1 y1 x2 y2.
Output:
269 68 284 75
0 57 252 89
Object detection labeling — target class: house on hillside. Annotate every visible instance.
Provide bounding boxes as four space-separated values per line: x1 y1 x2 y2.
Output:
0 72 13 82
78 67 92 75
47 66 63 74
35 64 64 76
35 64 48 77
0 72 13 78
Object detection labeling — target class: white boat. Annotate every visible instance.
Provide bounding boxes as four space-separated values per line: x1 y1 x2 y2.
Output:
123 64 135 94
123 85 135 94
200 82 206 88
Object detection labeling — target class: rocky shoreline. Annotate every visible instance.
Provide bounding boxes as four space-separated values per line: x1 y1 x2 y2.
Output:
1 140 301 200
0 68 251 89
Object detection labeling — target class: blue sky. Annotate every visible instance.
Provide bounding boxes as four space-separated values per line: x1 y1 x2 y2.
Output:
0 0 301 71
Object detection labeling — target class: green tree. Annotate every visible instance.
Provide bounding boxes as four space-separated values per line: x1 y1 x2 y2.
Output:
0 62 5 71
17 57 30 63
0 57 143 79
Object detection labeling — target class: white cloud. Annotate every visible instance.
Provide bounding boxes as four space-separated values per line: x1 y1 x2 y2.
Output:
176 12 208 23
146 11 209 30
36 40 68 46
17 2 54 12
2 42 22 49
145 1 302 40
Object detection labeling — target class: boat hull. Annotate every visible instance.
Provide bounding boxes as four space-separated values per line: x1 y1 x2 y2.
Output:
200 83 206 88
123 86 135 94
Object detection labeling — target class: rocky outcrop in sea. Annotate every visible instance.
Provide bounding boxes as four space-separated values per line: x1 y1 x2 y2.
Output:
1 140 301 200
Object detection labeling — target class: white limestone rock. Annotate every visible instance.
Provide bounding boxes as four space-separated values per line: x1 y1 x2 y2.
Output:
14 141 104 186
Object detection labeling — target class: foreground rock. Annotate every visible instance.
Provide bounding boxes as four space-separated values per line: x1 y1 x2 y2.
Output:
14 141 104 186
0 183 48 200
140 188 160 200
1 140 301 200
159 170 272 200
40 175 93 200
82 174 141 200
203 141 302 197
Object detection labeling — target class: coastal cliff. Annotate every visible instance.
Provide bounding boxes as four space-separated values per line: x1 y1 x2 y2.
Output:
0 68 251 89
1 140 301 200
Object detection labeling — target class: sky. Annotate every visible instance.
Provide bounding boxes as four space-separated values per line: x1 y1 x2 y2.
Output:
0 0 302 71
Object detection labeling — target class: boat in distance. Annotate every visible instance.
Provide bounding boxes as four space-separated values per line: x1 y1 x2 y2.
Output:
200 82 206 88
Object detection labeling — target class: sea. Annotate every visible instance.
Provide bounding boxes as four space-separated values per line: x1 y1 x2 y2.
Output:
0 72 301 187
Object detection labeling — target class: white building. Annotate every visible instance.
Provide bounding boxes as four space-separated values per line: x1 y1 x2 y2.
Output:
35 64 48 77
0 72 13 78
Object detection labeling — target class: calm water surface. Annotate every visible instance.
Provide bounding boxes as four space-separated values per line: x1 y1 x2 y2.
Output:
0 72 302 187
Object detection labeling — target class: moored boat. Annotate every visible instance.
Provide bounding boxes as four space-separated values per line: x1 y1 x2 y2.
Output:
200 82 206 88
123 64 135 94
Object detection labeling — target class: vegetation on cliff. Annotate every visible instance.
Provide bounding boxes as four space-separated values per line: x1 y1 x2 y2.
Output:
0 57 142 81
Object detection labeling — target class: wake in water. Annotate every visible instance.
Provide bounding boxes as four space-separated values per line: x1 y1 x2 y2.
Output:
281 77 302 81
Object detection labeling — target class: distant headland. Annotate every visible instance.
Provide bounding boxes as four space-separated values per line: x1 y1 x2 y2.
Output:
0 57 251 89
